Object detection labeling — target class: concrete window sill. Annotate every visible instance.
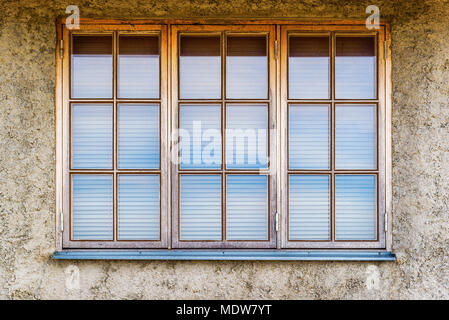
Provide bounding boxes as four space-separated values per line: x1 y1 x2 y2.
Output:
52 250 396 261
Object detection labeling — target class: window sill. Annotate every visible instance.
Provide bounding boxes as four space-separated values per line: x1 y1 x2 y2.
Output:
52 250 396 261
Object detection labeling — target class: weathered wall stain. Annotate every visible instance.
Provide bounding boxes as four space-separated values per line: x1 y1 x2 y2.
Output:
0 0 448 299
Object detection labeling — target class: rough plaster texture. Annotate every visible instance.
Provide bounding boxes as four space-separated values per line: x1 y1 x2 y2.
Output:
0 0 448 299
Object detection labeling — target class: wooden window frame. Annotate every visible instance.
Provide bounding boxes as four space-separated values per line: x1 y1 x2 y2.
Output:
55 19 392 252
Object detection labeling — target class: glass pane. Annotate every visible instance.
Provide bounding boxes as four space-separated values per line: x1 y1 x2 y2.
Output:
335 175 377 240
289 104 330 169
288 175 330 240
180 175 222 240
72 104 112 169
226 175 268 240
118 175 160 240
335 104 376 169
179 104 221 169
335 36 376 99
226 35 267 99
118 35 159 99
72 35 113 98
180 36 221 99
226 104 268 169
118 104 159 169
72 175 113 240
288 36 330 99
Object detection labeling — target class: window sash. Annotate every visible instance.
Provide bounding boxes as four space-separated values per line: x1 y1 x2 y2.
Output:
56 20 391 251
60 25 169 249
170 24 277 249
280 25 387 249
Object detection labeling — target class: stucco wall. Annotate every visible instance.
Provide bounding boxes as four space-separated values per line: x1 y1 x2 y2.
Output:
0 0 448 299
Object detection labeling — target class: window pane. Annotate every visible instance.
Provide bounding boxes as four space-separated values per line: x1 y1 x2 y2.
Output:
226 175 268 240
72 35 113 98
226 104 268 169
72 175 113 240
335 175 377 240
226 35 267 99
288 175 330 240
118 104 159 169
72 104 112 169
179 104 221 169
288 36 330 99
335 36 376 99
335 104 376 169
180 175 222 240
118 35 159 99
180 36 221 99
118 175 160 240
289 104 329 169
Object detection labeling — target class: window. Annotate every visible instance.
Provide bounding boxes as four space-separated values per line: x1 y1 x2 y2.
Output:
56 21 391 253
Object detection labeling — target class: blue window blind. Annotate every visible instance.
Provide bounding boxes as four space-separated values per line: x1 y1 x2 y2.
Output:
72 175 113 240
335 104 377 169
226 35 267 99
289 104 330 170
118 175 160 240
226 175 268 240
72 104 113 169
179 104 221 169
180 36 221 99
180 175 222 240
118 35 159 99
289 175 330 240
71 35 113 98
226 104 268 169
118 104 159 169
335 36 376 99
335 175 377 240
288 36 330 99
